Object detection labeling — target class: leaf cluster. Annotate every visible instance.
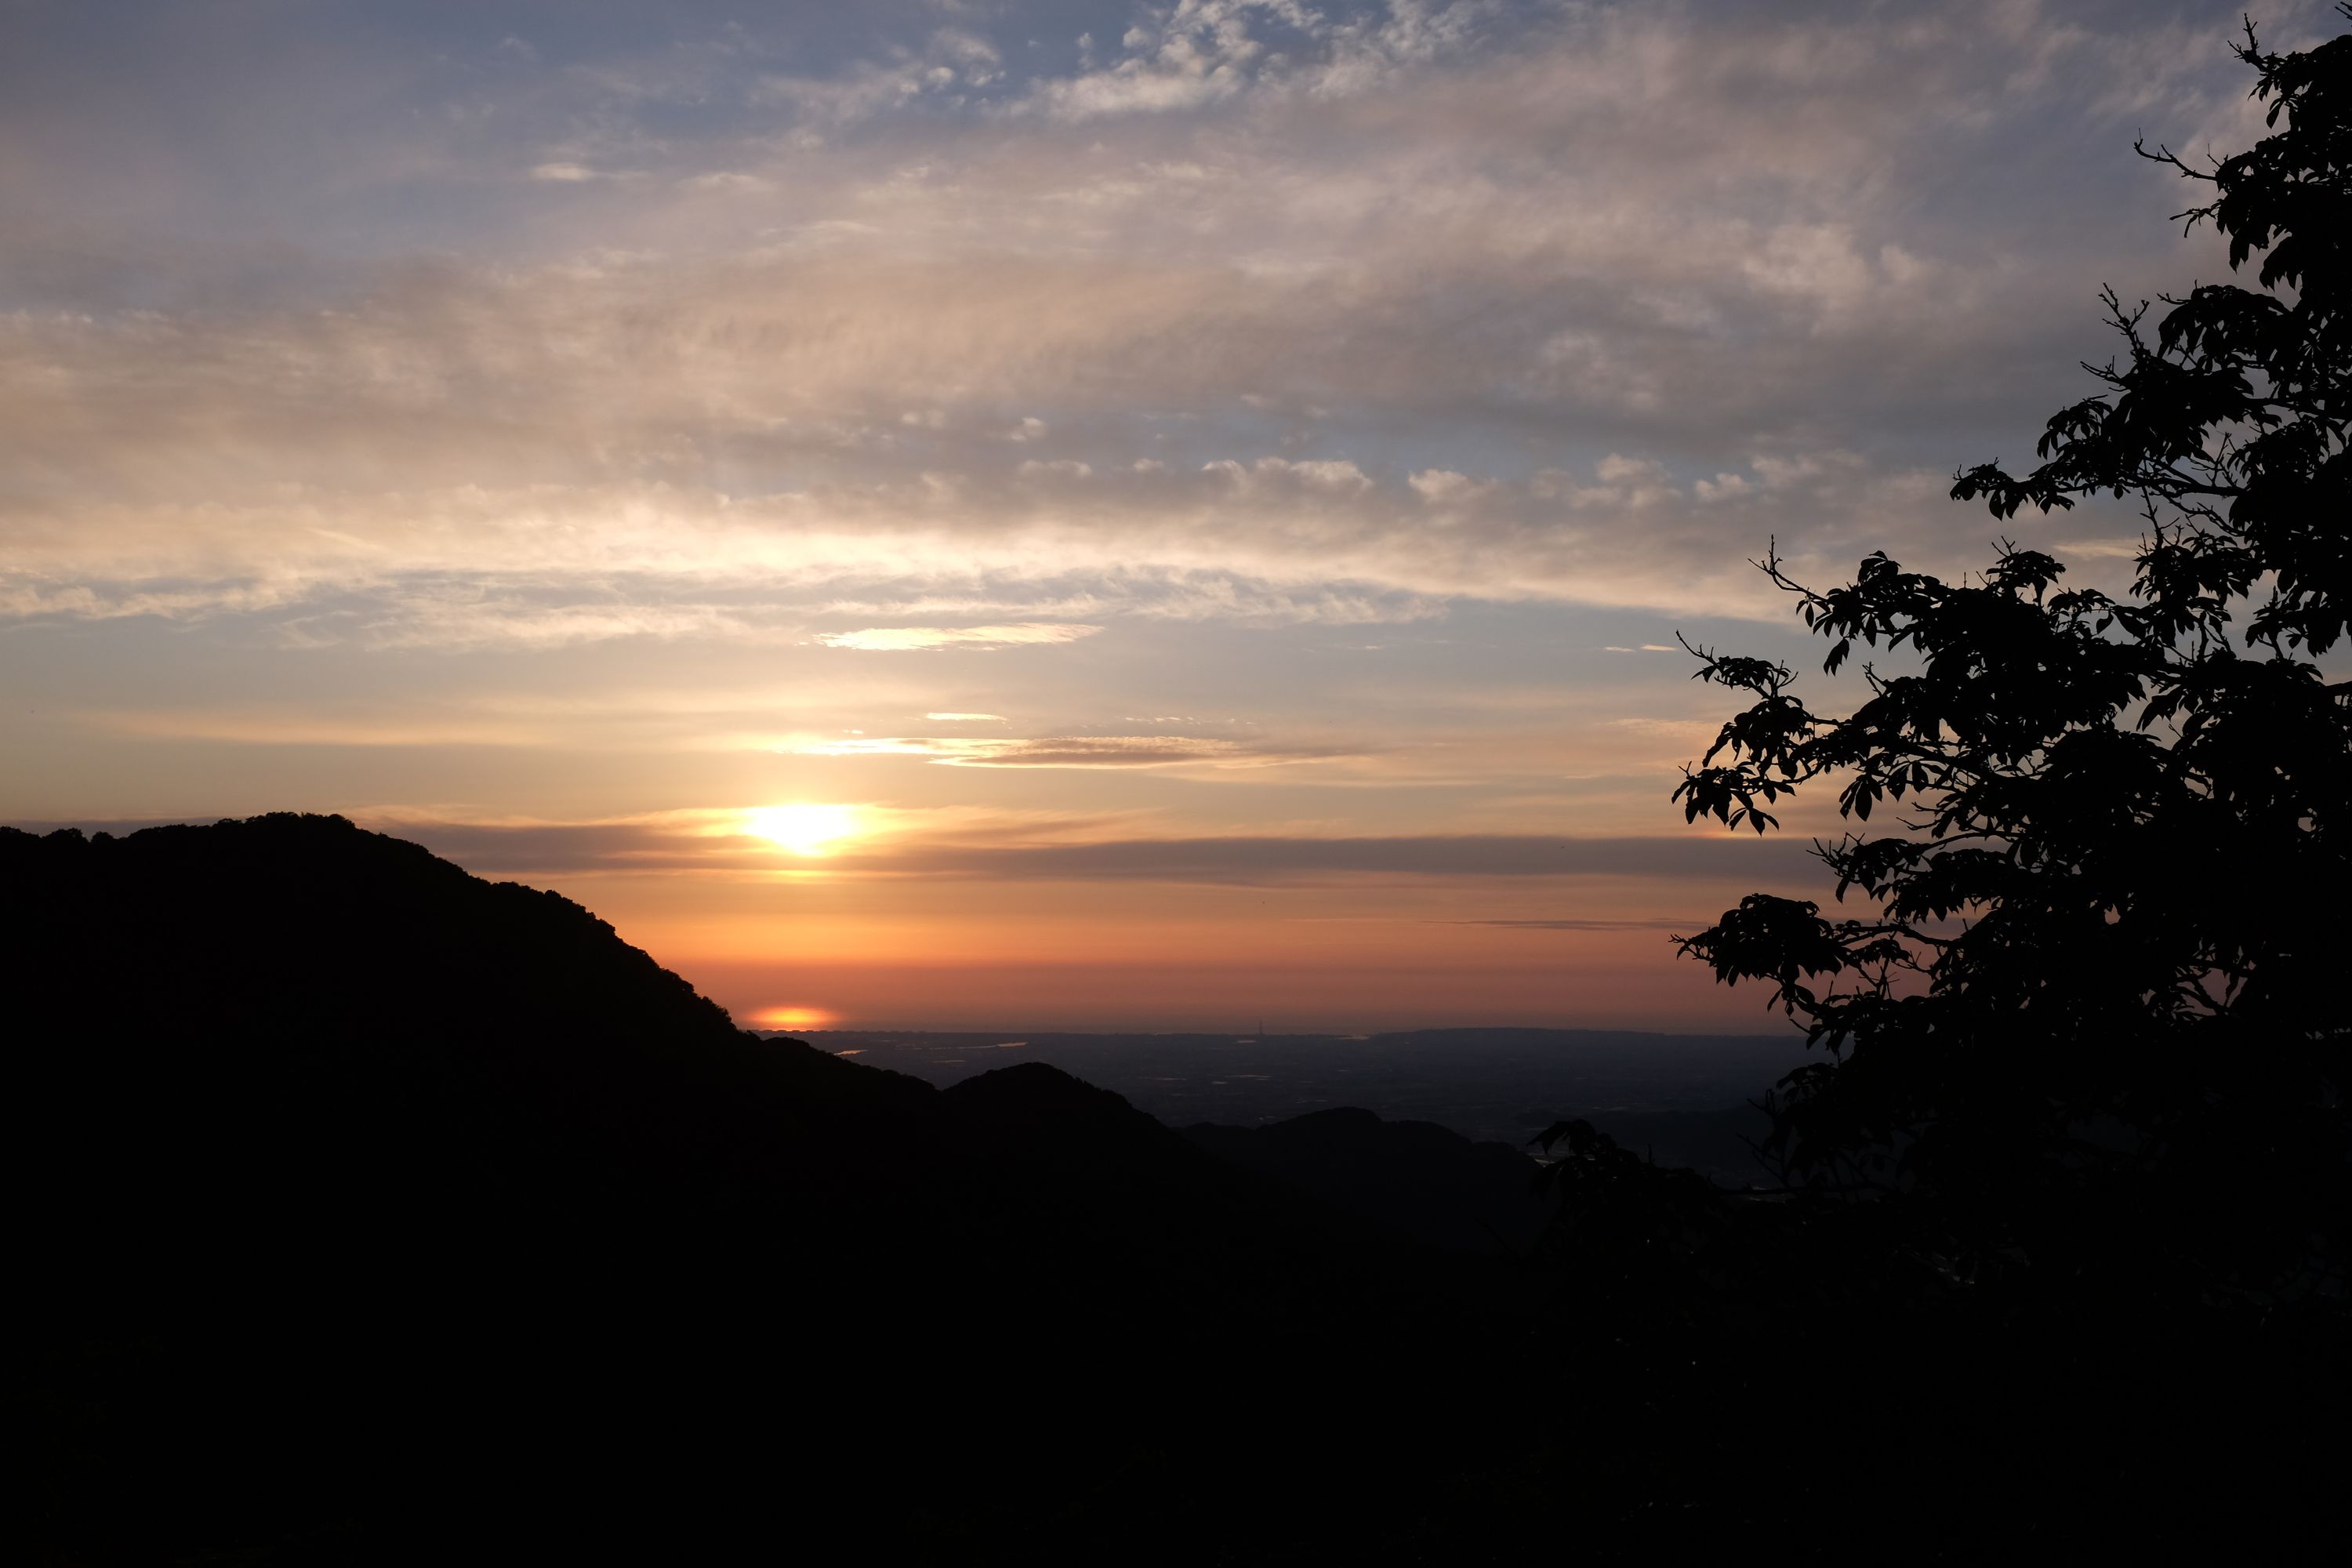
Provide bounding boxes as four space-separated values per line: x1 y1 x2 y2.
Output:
1671 18 2352 1304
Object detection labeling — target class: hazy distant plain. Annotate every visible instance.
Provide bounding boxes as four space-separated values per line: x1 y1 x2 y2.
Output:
785 1026 1807 1184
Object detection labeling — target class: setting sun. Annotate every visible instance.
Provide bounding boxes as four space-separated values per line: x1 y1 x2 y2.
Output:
743 804 862 856
749 1005 837 1031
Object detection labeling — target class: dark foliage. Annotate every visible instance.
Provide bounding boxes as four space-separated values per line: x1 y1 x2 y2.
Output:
1185 1108 1554 1254
1484 24 2351 1549
1664 16 2351 1307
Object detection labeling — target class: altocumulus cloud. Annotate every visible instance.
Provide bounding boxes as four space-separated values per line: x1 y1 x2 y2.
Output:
0 0 2278 649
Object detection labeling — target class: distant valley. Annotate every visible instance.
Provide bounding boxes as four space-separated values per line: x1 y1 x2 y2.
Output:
779 1025 1808 1187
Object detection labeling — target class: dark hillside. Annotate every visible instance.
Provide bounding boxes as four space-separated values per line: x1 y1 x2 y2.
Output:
18 815 2338 1560
13 815 1536 1560
1184 1109 1551 1255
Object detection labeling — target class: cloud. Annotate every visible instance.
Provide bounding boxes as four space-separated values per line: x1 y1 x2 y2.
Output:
1015 0 1494 122
90 708 561 748
370 818 742 872
924 711 1007 722
0 1 2243 648
341 598 779 652
791 734 1358 769
814 623 1104 651
0 449 2100 645
221 810 1829 886
2055 538 2144 559
879 834 1820 884
681 171 775 193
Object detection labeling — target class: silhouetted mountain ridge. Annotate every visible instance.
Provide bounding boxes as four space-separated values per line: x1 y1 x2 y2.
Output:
16 814 1547 1559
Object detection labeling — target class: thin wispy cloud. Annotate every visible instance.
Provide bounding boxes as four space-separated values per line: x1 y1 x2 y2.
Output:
815 624 1105 652
791 735 1363 769
871 833 1820 883
261 810 1829 886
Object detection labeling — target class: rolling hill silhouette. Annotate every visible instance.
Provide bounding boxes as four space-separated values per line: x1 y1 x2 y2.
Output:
16 814 1547 1560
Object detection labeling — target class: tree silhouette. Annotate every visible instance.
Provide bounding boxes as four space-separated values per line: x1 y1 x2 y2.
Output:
1671 15 2350 1304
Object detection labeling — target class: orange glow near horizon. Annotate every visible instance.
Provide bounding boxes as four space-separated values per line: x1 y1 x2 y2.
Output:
742 804 862 857
750 1005 838 1031
535 856 1831 1035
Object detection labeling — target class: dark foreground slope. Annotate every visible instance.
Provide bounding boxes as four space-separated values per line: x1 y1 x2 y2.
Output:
19 816 2340 1560
15 815 1544 1562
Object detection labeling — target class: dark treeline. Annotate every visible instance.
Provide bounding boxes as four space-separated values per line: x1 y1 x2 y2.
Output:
22 16 2351 1563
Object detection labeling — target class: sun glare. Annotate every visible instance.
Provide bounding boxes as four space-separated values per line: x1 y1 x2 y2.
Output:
744 803 862 856
751 1005 837 1030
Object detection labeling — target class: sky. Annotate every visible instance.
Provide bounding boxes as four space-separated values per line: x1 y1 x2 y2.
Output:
2 0 2325 1033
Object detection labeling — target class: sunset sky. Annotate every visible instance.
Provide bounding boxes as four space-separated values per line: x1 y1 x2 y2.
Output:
2 0 2317 1031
